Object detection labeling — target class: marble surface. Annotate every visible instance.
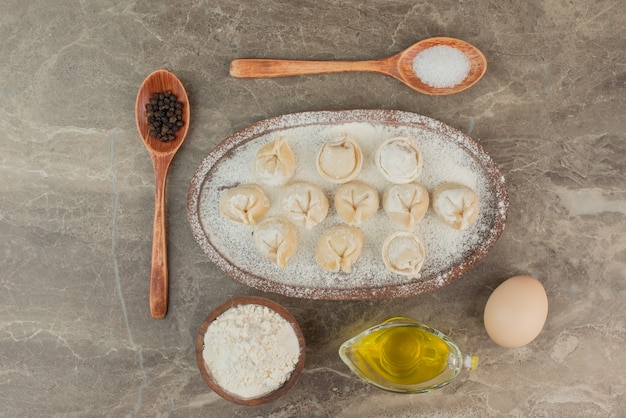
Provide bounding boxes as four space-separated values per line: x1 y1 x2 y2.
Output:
1 1 625 416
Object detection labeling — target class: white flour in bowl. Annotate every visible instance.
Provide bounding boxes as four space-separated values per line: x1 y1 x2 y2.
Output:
202 304 300 399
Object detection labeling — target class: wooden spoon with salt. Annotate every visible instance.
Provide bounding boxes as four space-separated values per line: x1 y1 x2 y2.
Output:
230 37 486 96
135 69 190 318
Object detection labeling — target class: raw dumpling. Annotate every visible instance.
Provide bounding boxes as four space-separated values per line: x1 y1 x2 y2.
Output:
334 181 379 226
280 182 329 229
315 225 363 273
382 231 425 277
375 137 422 183
432 182 479 231
254 136 296 186
253 217 297 268
218 183 270 225
383 183 429 229
316 134 362 183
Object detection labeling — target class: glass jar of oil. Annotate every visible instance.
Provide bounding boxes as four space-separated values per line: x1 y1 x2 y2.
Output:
339 317 477 393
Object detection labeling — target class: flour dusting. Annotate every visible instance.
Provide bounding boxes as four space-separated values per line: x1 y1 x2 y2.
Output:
188 110 508 299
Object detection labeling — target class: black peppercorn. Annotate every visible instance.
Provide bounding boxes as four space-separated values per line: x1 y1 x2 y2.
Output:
145 91 184 142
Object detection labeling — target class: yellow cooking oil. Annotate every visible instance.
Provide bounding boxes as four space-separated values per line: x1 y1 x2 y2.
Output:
339 317 476 393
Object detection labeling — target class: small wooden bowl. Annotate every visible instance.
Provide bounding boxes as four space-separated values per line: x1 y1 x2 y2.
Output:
196 297 306 406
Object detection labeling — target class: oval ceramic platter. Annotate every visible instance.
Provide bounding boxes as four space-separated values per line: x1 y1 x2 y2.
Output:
187 110 508 300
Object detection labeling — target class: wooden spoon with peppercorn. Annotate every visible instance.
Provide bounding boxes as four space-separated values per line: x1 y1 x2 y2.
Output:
135 69 190 318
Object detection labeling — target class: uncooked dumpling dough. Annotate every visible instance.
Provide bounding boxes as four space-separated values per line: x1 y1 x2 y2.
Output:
280 182 329 229
315 225 363 273
253 217 297 268
334 181 379 226
316 134 362 183
382 182 429 229
254 136 296 186
382 231 425 277
218 183 270 225
375 137 422 184
432 182 479 231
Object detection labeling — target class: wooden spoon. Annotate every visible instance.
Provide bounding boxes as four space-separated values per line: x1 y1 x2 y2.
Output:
135 69 190 318
230 37 486 96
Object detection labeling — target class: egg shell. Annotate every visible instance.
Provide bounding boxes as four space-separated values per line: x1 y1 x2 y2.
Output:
483 275 548 348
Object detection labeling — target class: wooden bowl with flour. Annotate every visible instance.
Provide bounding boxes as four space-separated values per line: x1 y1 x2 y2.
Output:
196 297 306 405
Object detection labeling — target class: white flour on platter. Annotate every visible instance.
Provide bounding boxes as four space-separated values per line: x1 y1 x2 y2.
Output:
199 121 498 293
203 304 300 399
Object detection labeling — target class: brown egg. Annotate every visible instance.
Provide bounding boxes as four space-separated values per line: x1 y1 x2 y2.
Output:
483 275 548 348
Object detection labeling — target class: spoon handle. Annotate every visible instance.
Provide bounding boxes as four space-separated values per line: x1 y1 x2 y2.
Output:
149 156 171 319
230 58 394 78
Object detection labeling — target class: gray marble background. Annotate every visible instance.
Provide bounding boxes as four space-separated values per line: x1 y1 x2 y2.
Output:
1 1 625 416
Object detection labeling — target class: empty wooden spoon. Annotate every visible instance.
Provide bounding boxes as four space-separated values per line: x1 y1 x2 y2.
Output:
135 69 190 318
230 37 486 96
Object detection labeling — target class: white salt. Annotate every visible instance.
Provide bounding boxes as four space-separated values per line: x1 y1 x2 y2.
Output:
412 46 471 88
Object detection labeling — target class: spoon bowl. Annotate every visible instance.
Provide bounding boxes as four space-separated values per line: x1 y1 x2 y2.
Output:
135 69 190 318
392 37 487 95
230 37 487 96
